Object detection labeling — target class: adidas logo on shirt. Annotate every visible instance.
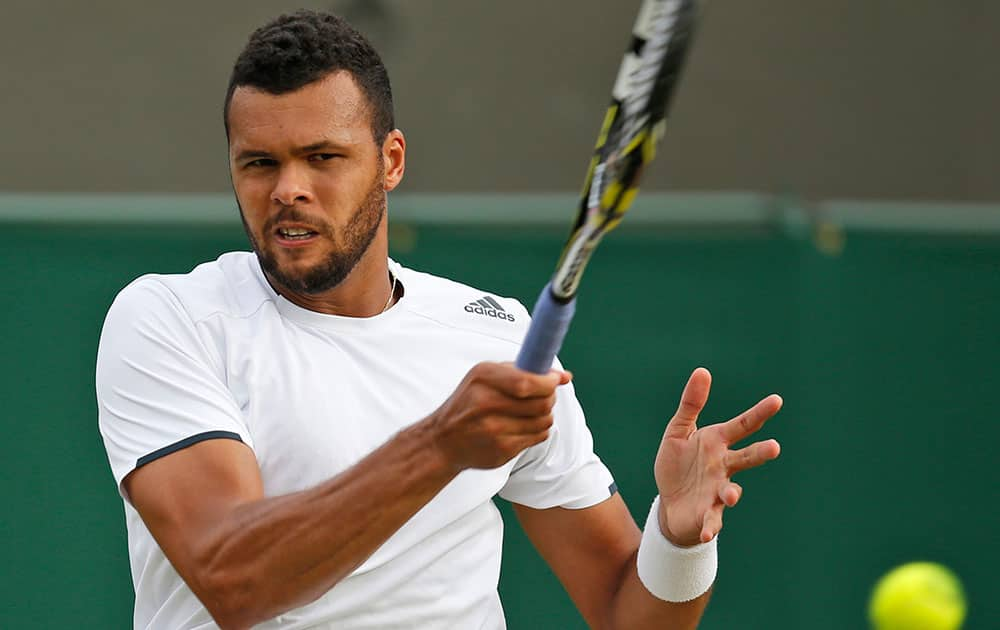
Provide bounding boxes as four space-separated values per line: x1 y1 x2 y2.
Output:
464 295 516 322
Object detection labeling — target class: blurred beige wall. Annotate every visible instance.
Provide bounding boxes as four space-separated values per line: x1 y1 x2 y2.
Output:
2 0 996 200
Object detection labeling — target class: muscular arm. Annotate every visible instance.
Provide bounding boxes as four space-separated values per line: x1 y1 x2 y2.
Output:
126 422 453 629
125 363 567 630
514 496 709 630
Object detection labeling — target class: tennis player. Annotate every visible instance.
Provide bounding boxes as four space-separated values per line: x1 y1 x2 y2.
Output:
97 11 783 630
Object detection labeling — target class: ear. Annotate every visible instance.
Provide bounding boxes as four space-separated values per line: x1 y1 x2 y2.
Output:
381 129 406 192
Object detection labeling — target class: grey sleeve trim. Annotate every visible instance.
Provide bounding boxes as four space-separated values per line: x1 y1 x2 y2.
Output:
135 430 243 469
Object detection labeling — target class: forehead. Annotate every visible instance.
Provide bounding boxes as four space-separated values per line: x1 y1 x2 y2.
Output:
227 71 374 150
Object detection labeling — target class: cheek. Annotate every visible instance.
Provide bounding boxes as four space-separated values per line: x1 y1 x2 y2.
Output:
233 175 272 227
234 171 270 198
310 170 343 197
315 168 376 211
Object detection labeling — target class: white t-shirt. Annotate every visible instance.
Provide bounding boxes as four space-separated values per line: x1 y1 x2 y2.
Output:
97 252 615 630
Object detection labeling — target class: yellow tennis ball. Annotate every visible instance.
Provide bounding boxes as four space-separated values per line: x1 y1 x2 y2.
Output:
868 562 967 630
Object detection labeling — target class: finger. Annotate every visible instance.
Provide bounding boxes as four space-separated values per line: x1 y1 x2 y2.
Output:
506 414 554 436
482 363 564 399
664 367 712 439
701 506 723 543
718 482 743 508
500 361 572 386
504 394 558 418
725 439 781 475
718 394 783 445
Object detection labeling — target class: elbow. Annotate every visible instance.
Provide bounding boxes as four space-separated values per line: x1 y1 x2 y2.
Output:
193 563 263 630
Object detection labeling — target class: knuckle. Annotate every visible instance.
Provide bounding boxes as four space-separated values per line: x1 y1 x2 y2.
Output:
485 416 512 439
465 386 486 410
739 412 753 431
466 363 485 382
469 362 497 381
529 399 549 417
470 388 502 415
680 399 701 416
513 376 534 398
477 415 497 435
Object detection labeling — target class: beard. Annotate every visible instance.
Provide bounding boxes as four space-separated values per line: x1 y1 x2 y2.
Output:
242 163 387 295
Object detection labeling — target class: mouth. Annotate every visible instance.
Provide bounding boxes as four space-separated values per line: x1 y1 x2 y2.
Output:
273 225 320 247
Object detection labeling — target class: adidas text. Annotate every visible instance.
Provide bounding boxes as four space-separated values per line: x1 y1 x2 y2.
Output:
464 304 515 321
465 296 516 322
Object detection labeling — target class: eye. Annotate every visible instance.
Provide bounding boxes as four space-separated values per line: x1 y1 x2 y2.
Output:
309 153 341 162
245 158 278 169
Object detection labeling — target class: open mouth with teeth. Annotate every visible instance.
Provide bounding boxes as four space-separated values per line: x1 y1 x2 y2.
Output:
275 227 319 244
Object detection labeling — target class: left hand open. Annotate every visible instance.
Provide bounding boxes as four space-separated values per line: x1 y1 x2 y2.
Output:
653 367 783 547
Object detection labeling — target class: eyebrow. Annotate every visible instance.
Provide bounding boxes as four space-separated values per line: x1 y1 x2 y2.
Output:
233 140 351 163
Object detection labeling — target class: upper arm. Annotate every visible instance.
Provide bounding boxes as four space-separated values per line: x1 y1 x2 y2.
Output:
513 494 641 629
124 438 264 591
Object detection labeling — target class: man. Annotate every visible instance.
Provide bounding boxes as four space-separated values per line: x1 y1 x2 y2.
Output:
97 10 782 630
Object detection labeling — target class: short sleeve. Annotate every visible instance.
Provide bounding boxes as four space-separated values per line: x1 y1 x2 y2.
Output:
498 373 615 510
96 278 253 501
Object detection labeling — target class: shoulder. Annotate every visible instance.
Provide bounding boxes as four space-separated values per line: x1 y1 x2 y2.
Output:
394 261 531 345
107 251 271 326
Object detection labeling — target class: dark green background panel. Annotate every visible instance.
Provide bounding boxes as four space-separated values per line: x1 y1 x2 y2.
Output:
1 218 996 629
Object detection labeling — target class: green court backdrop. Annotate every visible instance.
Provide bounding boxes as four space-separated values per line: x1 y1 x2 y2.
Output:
0 194 996 629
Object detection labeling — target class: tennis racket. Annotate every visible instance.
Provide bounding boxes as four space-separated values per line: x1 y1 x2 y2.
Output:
516 0 700 373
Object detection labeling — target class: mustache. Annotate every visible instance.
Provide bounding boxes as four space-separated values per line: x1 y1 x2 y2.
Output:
263 207 330 234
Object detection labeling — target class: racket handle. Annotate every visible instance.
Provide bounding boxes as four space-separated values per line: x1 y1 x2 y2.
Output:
516 282 577 374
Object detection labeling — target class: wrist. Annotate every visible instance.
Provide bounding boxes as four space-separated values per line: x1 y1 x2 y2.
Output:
657 497 701 548
637 496 718 602
410 415 464 477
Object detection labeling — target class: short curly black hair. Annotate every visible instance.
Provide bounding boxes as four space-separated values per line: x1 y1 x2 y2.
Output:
224 10 394 143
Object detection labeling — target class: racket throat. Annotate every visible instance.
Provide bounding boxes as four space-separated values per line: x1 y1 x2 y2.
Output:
551 227 606 300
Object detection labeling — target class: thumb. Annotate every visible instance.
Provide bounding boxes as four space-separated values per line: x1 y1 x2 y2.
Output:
664 367 711 439
553 369 573 386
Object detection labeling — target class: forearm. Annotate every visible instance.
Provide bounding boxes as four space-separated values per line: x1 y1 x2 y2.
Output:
606 552 710 630
605 496 716 630
192 420 455 628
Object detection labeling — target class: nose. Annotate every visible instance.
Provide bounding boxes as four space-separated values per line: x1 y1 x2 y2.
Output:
271 164 315 207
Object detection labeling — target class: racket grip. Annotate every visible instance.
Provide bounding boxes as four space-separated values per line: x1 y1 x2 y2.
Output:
516 282 577 374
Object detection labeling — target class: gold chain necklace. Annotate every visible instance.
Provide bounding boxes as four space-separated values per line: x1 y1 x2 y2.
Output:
381 270 398 313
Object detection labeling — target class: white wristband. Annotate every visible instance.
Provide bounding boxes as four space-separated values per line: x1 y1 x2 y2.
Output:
636 496 718 602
